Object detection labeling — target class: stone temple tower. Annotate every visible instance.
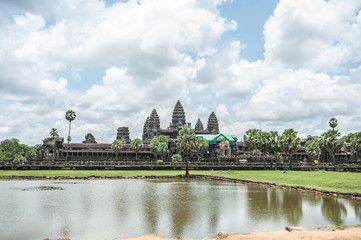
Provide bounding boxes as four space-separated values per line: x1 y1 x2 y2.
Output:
195 118 204 131
117 127 131 144
206 112 220 134
142 117 150 141
169 100 186 129
142 109 161 140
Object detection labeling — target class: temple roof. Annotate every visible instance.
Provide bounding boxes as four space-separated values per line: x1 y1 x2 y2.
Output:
196 133 237 144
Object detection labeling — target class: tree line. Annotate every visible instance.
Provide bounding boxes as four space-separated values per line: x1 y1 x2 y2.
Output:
111 127 209 176
244 118 361 170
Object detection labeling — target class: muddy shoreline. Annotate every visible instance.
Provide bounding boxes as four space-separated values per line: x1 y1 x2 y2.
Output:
4 174 361 200
43 226 361 240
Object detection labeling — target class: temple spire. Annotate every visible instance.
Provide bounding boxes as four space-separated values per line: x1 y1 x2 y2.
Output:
207 112 219 134
142 109 161 140
195 118 204 131
169 100 186 129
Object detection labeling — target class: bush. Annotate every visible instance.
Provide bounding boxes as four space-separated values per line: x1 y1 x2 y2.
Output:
172 154 182 163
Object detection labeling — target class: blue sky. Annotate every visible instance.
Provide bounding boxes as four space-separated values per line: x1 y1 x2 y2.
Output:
0 0 361 145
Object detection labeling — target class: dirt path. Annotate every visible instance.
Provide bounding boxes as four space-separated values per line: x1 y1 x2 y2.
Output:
104 226 361 240
207 227 361 240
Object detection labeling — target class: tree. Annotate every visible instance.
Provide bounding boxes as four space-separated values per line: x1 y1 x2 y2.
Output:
341 132 359 143
49 128 59 138
259 131 271 170
111 140 123 160
131 138 143 159
195 137 209 160
329 117 338 130
65 110 76 159
244 129 262 154
351 132 361 161
177 127 196 176
279 129 301 170
305 136 321 162
244 129 268 169
0 138 36 163
267 131 281 170
320 130 344 165
150 135 168 161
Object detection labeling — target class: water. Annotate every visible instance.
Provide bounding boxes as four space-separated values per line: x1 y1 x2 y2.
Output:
0 179 360 240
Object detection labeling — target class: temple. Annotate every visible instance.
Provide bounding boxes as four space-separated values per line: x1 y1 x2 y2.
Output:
142 100 222 140
35 100 353 167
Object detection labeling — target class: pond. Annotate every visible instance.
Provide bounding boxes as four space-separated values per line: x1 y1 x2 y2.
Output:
0 179 360 240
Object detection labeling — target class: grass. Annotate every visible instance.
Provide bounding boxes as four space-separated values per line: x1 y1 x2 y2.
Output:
195 170 361 193
0 170 360 193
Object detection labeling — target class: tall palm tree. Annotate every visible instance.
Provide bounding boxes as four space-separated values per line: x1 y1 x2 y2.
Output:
131 138 143 159
329 117 338 130
150 135 168 161
65 110 76 159
259 131 271 170
177 127 196 176
320 130 344 165
279 129 301 170
195 137 209 160
267 131 280 170
111 140 123 160
351 132 361 161
305 136 321 162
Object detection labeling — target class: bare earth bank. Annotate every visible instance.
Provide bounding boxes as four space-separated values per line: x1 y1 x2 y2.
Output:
43 226 361 240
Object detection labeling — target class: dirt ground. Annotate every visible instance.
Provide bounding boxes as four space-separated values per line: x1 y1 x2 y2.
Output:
107 226 361 240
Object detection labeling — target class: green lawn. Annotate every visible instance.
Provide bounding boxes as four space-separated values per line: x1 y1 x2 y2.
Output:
1 170 360 193
195 170 361 193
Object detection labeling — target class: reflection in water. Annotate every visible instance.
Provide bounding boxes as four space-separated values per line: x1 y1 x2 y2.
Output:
0 179 360 240
142 182 159 234
355 204 361 221
248 186 303 225
322 198 347 226
204 181 220 231
169 180 194 238
282 190 303 225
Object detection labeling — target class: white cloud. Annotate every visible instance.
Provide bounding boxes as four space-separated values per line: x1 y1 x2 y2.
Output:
264 0 361 72
1 0 361 146
0 0 236 145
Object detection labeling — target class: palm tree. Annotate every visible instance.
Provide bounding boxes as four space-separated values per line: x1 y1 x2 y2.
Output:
111 140 123 160
244 128 262 160
130 138 143 159
195 137 209 160
259 131 271 170
65 110 76 159
150 135 168 161
320 130 344 165
351 132 361 161
329 117 338 130
49 128 59 138
267 131 280 170
279 129 301 170
177 127 196 176
305 136 321 162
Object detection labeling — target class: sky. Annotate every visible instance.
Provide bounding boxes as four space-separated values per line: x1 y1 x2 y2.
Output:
1 0 361 146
